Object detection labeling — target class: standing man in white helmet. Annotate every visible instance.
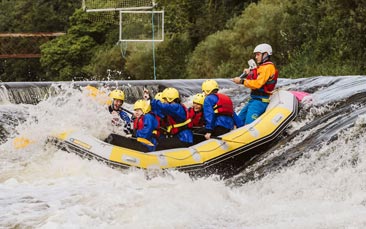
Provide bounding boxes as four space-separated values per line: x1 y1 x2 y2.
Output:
232 43 278 125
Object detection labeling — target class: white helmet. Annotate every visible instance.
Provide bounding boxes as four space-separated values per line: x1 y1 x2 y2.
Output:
253 43 272 55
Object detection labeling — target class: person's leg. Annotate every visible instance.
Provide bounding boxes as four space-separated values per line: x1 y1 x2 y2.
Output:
192 127 206 144
212 126 231 137
156 136 191 151
245 100 268 125
237 102 249 123
105 134 149 152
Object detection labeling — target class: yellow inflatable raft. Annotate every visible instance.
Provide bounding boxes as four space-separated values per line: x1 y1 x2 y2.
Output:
49 90 298 177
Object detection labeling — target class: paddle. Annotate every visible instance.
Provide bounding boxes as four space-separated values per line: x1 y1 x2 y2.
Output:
13 137 35 149
85 85 133 115
134 137 154 146
106 133 155 148
14 133 154 150
193 133 246 144
84 85 111 105
121 107 134 115
239 59 257 78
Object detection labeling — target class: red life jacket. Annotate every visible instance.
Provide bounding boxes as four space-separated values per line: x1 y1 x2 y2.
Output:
133 116 144 131
133 112 160 137
158 116 168 135
246 62 278 94
166 104 191 135
213 93 234 116
187 107 204 128
153 114 162 137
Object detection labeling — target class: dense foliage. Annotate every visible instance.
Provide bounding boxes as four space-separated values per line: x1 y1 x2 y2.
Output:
0 0 80 81
0 0 365 81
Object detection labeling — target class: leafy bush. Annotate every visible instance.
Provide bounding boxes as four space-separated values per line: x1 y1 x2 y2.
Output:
187 0 289 78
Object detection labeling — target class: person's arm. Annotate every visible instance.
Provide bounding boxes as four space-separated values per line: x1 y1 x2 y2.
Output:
244 64 275 90
203 95 217 139
152 99 186 121
119 111 132 134
136 114 156 139
119 110 131 123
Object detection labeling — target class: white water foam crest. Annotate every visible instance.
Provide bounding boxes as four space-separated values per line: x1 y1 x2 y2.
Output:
0 85 12 105
1 78 366 228
2 127 365 228
0 151 239 228
1 84 132 153
235 125 366 228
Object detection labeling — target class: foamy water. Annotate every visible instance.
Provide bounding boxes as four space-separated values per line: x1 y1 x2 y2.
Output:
1 78 366 228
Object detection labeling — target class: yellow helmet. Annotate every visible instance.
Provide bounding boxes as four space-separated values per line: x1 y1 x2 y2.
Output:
109 89 125 101
162 87 179 103
193 93 205 105
134 99 151 114
202 79 219 95
154 92 164 102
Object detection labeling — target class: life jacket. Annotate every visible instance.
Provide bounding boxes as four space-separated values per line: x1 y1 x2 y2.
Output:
133 112 160 138
187 107 204 128
166 104 191 135
213 93 234 116
153 114 162 137
158 116 168 136
133 116 144 131
246 61 278 94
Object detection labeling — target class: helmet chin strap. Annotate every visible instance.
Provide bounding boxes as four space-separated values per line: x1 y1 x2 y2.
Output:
259 53 270 64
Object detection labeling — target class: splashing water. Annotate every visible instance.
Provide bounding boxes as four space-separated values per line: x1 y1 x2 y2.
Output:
1 77 366 228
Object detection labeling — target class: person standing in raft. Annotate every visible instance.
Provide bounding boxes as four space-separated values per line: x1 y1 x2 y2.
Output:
232 43 278 125
150 87 194 150
108 89 133 135
201 79 243 140
105 99 159 152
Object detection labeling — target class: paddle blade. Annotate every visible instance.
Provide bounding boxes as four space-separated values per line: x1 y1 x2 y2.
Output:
136 137 154 146
84 85 112 106
13 137 34 149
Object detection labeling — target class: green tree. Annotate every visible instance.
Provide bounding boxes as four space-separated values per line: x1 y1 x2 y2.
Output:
0 0 80 81
40 9 113 80
187 0 289 78
3 0 366 81
123 0 249 80
124 33 192 80
280 0 366 77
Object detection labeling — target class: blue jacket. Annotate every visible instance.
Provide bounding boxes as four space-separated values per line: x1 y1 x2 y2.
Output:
151 104 165 119
151 99 193 144
135 113 159 152
203 93 243 133
119 110 133 134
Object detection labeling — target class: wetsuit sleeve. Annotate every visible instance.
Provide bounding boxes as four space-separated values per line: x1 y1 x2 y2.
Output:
203 95 218 133
119 110 133 134
136 114 157 139
151 99 186 121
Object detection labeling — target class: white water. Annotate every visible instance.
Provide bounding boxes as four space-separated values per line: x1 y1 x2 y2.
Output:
1 80 366 228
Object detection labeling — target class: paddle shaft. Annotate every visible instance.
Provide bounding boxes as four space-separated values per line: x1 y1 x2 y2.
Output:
122 107 134 115
134 137 154 146
239 59 257 79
